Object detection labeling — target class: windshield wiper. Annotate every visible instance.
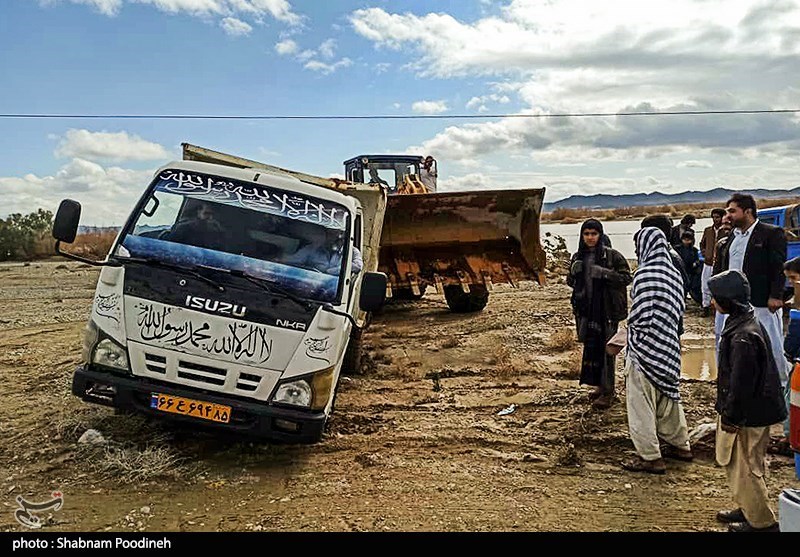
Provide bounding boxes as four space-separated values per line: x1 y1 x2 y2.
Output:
205 266 313 311
114 256 225 292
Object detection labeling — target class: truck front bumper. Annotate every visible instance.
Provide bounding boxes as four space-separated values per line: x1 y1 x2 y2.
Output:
72 365 327 443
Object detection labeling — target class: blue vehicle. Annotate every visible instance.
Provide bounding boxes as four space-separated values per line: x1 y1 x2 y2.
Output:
757 203 800 299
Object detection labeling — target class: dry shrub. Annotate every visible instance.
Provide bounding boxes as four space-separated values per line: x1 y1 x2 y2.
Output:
58 411 196 484
71 230 118 259
554 441 581 466
488 345 530 376
546 328 576 352
80 439 190 484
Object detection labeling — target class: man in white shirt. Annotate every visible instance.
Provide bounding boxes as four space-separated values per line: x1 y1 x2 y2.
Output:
419 156 437 192
713 193 788 389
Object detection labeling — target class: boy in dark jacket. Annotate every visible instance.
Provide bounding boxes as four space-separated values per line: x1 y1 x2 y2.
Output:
708 270 787 532
675 230 703 305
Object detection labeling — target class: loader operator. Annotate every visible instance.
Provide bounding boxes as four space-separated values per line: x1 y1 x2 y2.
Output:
419 155 437 191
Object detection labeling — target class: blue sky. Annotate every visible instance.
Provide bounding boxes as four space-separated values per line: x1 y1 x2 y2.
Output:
3 0 800 225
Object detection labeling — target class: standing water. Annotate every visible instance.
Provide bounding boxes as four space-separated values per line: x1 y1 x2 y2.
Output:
681 341 718 381
542 218 713 259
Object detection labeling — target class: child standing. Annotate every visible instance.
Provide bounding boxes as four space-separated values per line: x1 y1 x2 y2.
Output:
708 269 787 532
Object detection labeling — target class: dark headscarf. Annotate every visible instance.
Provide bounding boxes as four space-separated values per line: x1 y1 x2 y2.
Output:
708 269 752 316
578 219 604 253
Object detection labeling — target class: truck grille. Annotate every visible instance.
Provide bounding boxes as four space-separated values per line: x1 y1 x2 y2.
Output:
133 345 273 401
177 360 227 386
144 353 167 374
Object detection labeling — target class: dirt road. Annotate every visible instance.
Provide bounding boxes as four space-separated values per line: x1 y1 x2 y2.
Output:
1 260 797 532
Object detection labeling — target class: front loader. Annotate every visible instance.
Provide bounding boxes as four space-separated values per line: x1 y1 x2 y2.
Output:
343 155 547 312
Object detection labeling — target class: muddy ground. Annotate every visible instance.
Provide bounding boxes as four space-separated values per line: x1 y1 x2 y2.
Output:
1 260 797 532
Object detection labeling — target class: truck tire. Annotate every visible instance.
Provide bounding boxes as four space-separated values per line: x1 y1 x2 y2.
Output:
444 284 489 313
341 326 364 376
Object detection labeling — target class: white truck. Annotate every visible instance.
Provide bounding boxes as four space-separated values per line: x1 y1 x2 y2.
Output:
52 159 388 443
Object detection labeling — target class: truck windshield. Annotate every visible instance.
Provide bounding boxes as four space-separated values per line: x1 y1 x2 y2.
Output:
119 169 351 304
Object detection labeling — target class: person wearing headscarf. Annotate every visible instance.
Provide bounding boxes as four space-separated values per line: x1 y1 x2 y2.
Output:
709 270 786 532
566 219 632 409
622 226 692 474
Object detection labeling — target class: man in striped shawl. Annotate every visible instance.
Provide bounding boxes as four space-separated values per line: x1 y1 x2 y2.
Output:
622 227 693 474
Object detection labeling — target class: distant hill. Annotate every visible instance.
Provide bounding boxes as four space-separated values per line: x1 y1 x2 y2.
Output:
77 225 121 234
543 186 800 212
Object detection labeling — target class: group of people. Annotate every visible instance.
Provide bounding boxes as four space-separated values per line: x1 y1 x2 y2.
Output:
567 193 790 532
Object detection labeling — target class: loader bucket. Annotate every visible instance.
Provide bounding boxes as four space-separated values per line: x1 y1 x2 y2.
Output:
378 188 547 295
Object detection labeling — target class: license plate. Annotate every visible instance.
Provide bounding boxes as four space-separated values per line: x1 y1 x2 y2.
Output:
150 393 231 424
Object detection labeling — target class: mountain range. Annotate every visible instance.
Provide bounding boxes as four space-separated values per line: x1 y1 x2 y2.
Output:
543 186 800 212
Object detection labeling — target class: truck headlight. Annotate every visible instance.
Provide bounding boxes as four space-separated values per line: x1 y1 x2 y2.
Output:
272 367 335 411
93 338 130 371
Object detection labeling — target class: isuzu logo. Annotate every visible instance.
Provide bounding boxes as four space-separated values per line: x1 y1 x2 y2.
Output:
185 295 246 317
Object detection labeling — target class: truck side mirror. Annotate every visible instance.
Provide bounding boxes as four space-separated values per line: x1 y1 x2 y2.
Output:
359 271 387 313
51 199 110 267
53 199 81 243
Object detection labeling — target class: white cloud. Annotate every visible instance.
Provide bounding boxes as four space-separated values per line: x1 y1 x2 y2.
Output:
52 0 122 16
677 160 713 168
318 39 337 59
411 100 449 115
275 38 298 55
303 58 352 75
41 0 302 26
466 94 511 111
296 49 315 62
55 129 171 163
0 159 154 225
353 2 800 175
220 17 252 36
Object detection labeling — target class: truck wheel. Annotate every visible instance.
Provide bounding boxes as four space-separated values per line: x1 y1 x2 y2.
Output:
341 326 364 376
444 285 489 313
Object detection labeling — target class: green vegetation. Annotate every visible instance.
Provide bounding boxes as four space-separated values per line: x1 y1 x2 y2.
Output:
0 209 54 261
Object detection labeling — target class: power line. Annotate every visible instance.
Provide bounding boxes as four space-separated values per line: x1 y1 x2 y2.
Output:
0 108 798 121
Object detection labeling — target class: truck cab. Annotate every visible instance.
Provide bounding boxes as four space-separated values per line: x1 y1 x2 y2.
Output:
52 161 386 443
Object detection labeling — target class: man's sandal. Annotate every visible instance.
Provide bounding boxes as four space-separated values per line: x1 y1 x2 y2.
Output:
621 456 666 474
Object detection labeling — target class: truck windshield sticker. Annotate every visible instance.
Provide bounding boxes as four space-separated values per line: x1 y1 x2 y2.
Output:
157 170 347 230
136 301 274 363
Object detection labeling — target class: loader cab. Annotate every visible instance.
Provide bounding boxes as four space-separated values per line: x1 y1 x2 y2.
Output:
343 155 432 194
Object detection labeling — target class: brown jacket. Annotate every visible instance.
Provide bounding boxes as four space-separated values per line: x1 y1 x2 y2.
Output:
699 225 719 266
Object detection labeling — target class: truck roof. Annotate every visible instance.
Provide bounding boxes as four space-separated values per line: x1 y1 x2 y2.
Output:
759 204 796 214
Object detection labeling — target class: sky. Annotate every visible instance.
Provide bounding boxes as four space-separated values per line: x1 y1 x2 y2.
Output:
2 0 800 225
